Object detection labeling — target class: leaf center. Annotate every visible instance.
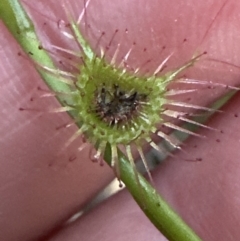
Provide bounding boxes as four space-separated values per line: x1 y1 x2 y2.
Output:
95 84 147 126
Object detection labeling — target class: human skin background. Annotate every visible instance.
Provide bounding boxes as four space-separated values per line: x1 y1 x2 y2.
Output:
1 0 240 240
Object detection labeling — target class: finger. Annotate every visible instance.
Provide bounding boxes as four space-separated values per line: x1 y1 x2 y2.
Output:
1 0 240 240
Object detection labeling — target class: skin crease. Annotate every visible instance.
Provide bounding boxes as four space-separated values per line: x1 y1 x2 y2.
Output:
0 0 240 240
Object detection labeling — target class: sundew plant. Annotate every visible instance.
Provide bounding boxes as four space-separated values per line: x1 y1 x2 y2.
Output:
1 0 240 240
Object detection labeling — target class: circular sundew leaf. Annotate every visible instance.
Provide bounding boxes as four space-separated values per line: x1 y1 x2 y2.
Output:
35 3 212 180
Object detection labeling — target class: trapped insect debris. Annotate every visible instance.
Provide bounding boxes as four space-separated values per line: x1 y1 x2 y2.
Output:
20 0 240 183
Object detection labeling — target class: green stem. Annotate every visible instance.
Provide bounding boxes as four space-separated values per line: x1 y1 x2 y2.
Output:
1 0 233 240
104 144 202 241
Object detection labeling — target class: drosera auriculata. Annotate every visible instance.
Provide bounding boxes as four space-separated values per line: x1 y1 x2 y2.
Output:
20 0 240 186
